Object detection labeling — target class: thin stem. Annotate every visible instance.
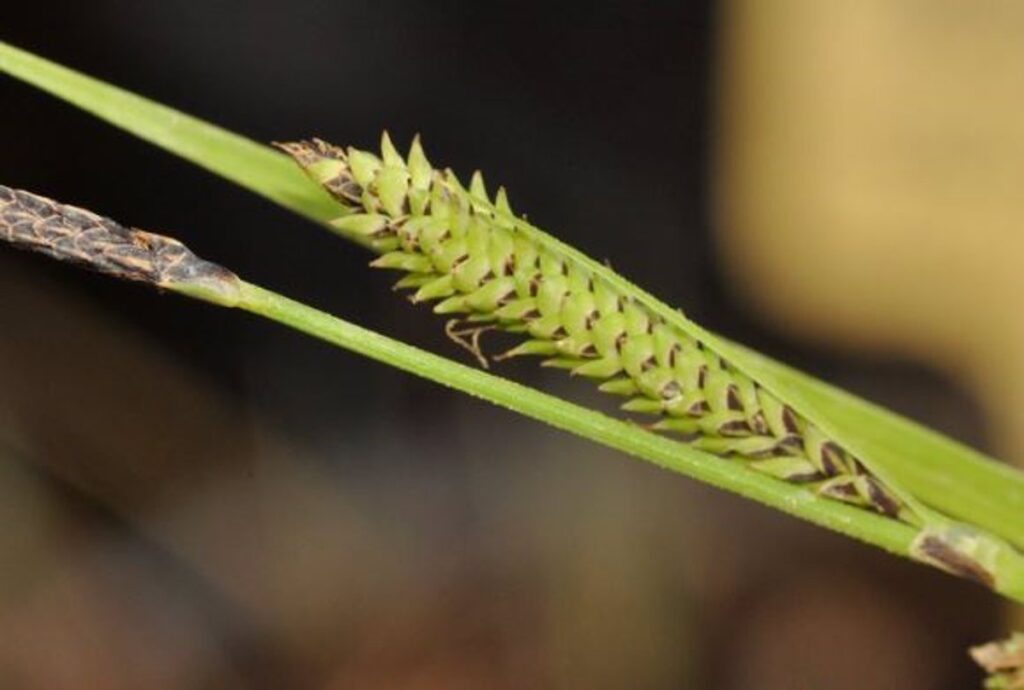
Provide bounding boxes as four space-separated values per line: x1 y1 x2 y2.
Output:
234 284 916 546
233 280 1024 603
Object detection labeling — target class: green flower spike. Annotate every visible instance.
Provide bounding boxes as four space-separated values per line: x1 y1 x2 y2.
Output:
276 134 916 524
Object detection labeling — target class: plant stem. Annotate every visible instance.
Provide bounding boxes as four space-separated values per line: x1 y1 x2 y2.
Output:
231 281 1024 604
1 178 1020 599
235 284 914 539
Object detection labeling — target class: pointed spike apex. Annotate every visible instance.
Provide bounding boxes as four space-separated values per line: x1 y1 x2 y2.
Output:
413 275 455 303
465 312 498 324
494 187 513 215
433 295 469 315
598 378 640 396
469 171 488 201
621 398 664 414
347 148 382 189
408 133 424 156
444 168 466 194
380 130 404 167
371 236 401 253
495 340 558 360
651 418 700 434
393 273 434 290
541 357 582 370
329 213 390 237
571 358 622 379
407 134 433 189
369 251 433 273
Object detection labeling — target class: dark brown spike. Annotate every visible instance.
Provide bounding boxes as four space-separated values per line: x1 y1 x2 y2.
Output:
0 186 238 304
273 138 347 165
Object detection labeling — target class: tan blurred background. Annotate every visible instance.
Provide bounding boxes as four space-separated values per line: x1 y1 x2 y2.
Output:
1 2 1021 688
717 0 1024 461
716 0 1024 637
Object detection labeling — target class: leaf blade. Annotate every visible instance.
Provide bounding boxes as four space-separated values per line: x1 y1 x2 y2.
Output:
0 40 340 226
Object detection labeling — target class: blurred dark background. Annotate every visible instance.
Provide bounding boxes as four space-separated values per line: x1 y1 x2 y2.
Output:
0 2 1010 688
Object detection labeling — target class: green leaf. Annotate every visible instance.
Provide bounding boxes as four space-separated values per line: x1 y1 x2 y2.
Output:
2 39 1022 601
0 41 341 229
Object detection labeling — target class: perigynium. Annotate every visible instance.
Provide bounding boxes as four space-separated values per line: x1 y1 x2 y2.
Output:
277 134 915 526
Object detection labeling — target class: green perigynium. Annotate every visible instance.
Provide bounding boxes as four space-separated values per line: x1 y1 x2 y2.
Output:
278 134 916 526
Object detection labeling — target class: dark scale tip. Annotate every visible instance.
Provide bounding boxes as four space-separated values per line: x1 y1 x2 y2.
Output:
819 442 845 477
864 477 903 518
775 435 804 455
688 400 711 416
821 480 859 499
726 385 743 411
273 138 347 165
719 419 752 437
913 535 996 589
781 406 800 433
660 381 681 400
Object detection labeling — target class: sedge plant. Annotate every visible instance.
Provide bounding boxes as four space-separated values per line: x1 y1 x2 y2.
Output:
1 39 1022 684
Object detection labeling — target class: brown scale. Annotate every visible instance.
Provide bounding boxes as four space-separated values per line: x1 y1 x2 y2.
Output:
0 186 240 309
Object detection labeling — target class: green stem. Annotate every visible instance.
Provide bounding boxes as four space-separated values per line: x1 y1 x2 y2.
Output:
233 283 916 544
231 281 1024 603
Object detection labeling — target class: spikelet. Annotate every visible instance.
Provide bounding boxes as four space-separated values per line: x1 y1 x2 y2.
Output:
0 185 240 306
277 134 917 525
971 633 1024 689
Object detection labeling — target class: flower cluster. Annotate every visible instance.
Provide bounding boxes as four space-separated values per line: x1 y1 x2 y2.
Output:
278 134 913 523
